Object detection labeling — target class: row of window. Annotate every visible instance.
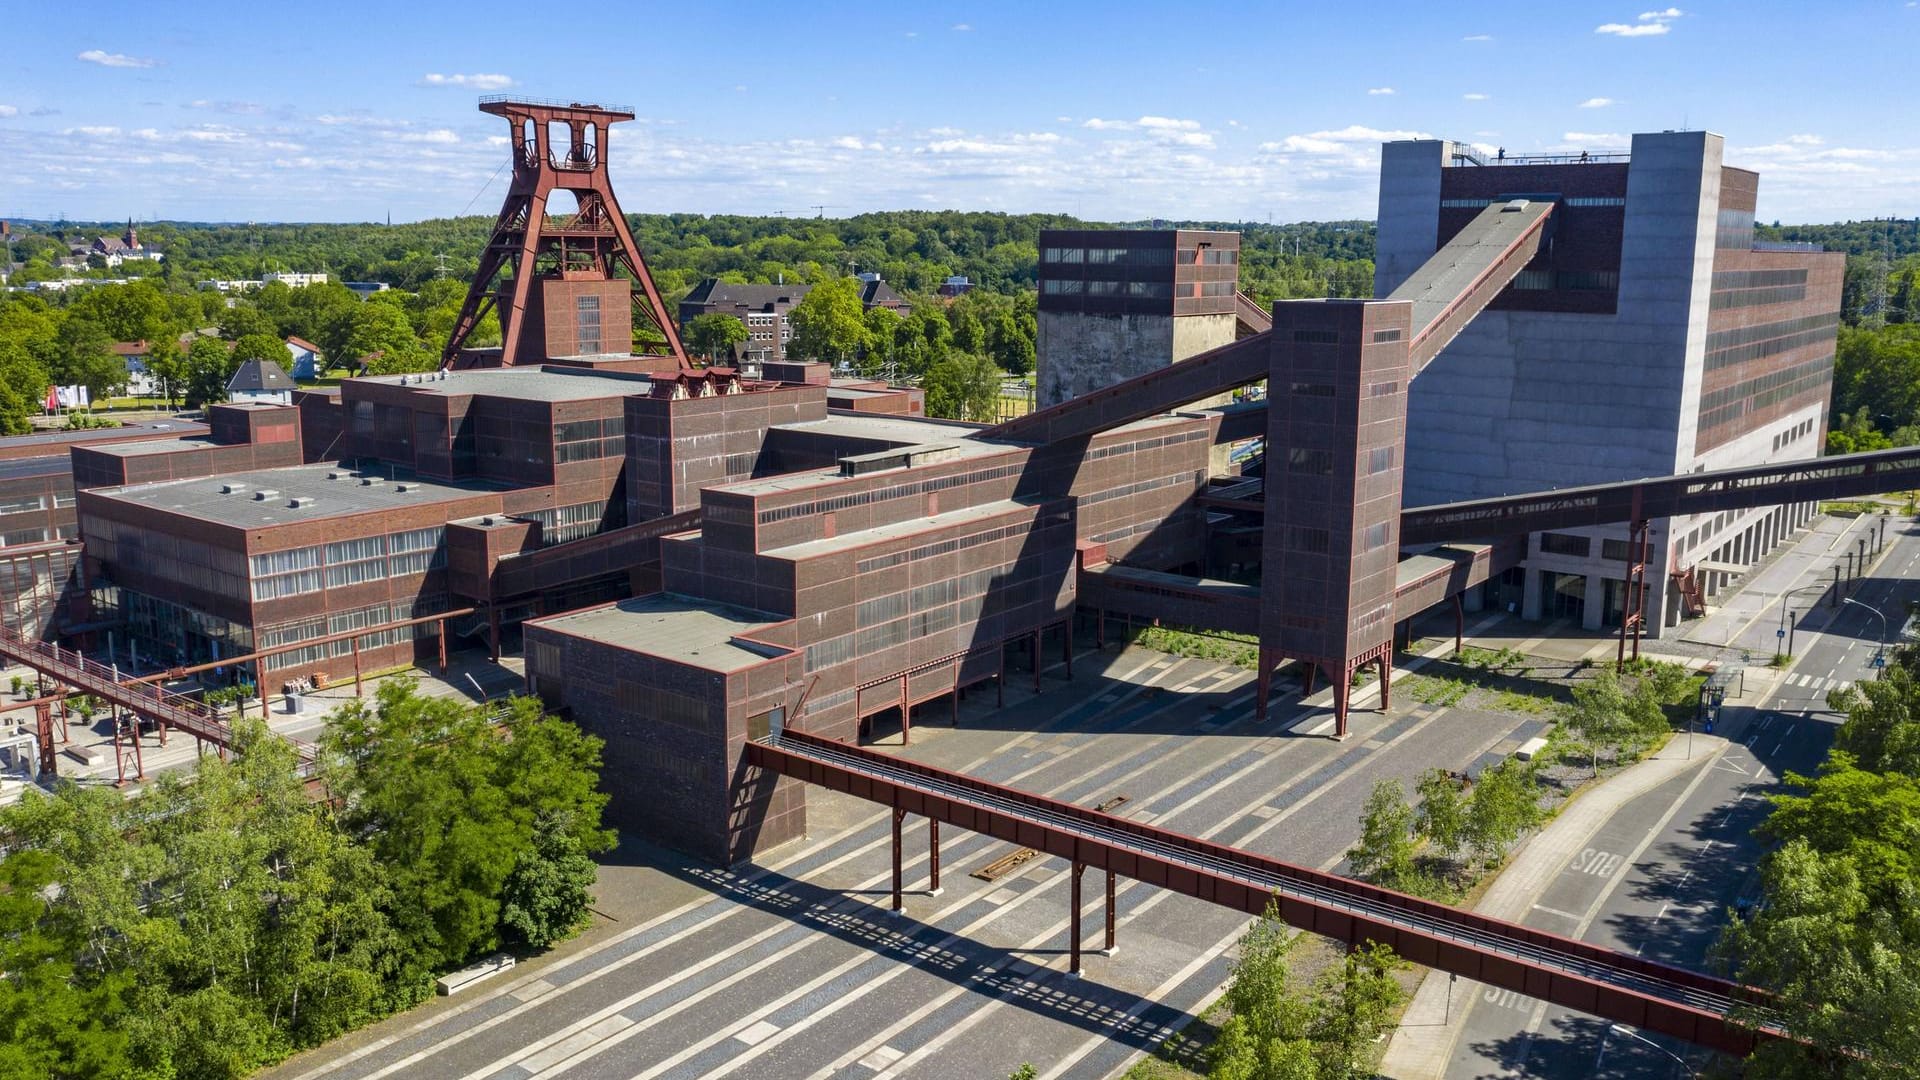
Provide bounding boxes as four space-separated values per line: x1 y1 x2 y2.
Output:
249 526 448 602
1704 312 1840 372
1042 246 1239 266
1075 470 1201 508
257 596 445 671
1041 279 1175 298
1511 269 1620 292
854 512 1068 575
1714 268 1808 290
1773 417 1818 452
758 462 1025 525
1709 284 1808 311
1440 196 1626 208
1082 427 1211 464
0 495 46 515
1697 355 1834 434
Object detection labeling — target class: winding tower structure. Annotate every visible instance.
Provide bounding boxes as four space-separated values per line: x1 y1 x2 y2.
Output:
442 97 690 371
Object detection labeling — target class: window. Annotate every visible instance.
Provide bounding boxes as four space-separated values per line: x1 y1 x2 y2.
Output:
1042 279 1083 295
1043 247 1084 264
1289 382 1335 397
1291 329 1340 345
1539 532 1590 558
1366 446 1395 475
1370 328 1403 344
1368 381 1401 397
1287 448 1333 475
1359 522 1391 552
575 295 601 349
1287 526 1329 554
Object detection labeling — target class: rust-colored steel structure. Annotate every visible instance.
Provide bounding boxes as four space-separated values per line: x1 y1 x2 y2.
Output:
747 728 1775 1055
442 97 690 371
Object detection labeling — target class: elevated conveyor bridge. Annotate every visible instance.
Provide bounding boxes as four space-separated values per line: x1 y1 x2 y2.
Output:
747 727 1773 1055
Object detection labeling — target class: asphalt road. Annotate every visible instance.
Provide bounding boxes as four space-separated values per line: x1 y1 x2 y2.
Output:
269 642 1551 1080
1444 517 1920 1079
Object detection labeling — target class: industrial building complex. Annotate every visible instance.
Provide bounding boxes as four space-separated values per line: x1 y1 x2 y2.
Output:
1 98 1910 1055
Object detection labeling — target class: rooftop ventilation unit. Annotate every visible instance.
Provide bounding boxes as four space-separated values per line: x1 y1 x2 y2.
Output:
287 497 315 508
220 483 247 494
360 478 383 486
252 489 280 501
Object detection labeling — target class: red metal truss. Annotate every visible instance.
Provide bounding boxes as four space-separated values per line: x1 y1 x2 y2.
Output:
442 97 690 371
747 728 1776 1056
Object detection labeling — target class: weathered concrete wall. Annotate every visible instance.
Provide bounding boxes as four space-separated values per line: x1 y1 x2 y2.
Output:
1036 312 1236 409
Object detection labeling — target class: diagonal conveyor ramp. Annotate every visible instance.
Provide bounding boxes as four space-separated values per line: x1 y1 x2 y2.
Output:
982 200 1553 445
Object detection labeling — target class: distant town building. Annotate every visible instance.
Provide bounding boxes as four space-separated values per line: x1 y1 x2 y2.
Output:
678 276 909 365
344 281 391 298
68 221 164 268
284 336 323 380
937 275 974 298
198 273 330 293
226 359 298 405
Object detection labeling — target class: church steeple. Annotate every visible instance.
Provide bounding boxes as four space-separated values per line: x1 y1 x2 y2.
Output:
123 217 138 250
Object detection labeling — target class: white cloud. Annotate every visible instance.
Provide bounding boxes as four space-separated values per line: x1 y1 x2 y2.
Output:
63 125 122 137
1562 132 1632 148
1462 33 1493 41
419 73 515 91
1599 6 1682 34
0 105 16 118
733 85 747 93
181 125 247 143
187 99 265 115
1367 87 1395 95
1081 115 1214 149
1787 133 1824 145
316 113 411 129
1261 124 1433 155
393 128 460 144
904 31 918 38
951 22 971 30
830 135 883 151
1578 97 1617 108
78 49 158 68
1463 93 1490 101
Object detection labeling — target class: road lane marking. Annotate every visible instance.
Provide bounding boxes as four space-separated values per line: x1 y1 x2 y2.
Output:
1530 904 1583 921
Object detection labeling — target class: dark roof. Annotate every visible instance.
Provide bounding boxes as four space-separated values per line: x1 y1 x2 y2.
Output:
682 279 808 311
227 359 297 392
859 278 905 307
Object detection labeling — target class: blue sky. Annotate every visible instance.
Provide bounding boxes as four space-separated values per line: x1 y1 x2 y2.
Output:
3 1 1916 224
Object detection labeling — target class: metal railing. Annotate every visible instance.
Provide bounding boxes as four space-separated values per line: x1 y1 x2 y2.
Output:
479 94 635 114
0 624 318 771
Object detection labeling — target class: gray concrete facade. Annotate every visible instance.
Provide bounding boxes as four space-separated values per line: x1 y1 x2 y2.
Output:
1378 131 1826 638
1037 311 1236 408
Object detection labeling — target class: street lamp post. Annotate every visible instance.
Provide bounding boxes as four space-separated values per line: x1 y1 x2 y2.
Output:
1843 597 1890 671
1598 1024 1692 1078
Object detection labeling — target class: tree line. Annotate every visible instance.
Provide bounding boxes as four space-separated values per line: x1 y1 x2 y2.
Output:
0 682 611 1080
1713 644 1920 1076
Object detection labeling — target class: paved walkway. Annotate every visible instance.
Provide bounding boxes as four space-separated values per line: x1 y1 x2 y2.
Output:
1378 732 1729 1079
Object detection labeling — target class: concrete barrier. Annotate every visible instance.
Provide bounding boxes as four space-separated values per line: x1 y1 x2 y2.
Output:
435 953 515 996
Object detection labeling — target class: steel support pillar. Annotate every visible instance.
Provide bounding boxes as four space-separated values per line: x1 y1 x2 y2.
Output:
1031 630 1042 693
950 689 959 729
352 639 364 698
1069 860 1085 977
929 820 941 895
1104 869 1117 955
1376 654 1392 711
1096 608 1105 649
1333 666 1352 739
1455 593 1465 652
439 618 449 673
33 702 56 777
1255 645 1276 721
899 675 910 746
997 648 1005 707
489 608 502 661
891 808 905 914
1063 620 1073 680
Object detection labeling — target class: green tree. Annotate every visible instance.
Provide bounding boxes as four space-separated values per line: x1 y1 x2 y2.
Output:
0 849 133 1079
1462 758 1541 867
218 302 279 342
321 682 614 971
989 311 1035 376
861 305 903 375
500 813 600 949
1346 780 1417 890
1830 658 1920 775
685 312 748 361
922 352 1002 422
1307 941 1409 1079
183 335 237 408
346 303 433 374
143 336 187 407
1210 900 1318 1080
1413 768 1468 860
232 331 289 367
68 280 175 344
49 315 127 399
1563 670 1635 775
786 276 868 365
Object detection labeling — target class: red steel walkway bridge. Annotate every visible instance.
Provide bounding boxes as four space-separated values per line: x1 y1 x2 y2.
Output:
748 727 1774 1056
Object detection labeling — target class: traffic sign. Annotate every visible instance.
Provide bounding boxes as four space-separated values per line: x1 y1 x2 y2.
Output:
1777 629 1786 638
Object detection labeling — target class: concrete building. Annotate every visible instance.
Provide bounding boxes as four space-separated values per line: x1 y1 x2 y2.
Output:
285 336 323 379
1035 229 1241 407
1376 131 1843 635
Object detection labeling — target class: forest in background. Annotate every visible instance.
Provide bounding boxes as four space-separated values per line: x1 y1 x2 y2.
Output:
4 211 1918 436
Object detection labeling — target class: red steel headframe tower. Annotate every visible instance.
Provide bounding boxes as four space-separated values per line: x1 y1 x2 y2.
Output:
442 96 691 371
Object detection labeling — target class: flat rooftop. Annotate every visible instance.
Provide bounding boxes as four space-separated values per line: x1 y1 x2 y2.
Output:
354 366 654 402
86 463 508 528
533 593 789 673
83 435 223 458
0 419 203 455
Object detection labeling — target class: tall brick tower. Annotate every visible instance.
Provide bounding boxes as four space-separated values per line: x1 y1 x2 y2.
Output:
442 97 690 371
